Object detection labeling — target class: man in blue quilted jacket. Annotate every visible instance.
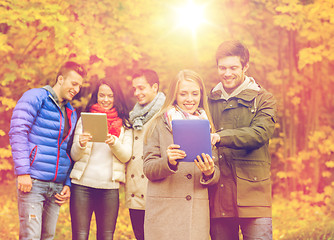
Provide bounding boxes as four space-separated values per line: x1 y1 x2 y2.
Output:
9 61 86 240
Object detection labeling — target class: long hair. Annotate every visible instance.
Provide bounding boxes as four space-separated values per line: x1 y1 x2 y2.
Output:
145 69 215 142
85 79 131 128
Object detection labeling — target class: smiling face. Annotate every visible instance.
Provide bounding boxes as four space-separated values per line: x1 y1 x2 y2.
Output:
97 84 114 111
132 76 158 106
217 56 249 94
176 80 201 115
57 70 83 102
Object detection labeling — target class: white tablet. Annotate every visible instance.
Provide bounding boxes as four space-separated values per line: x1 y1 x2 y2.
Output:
81 112 108 142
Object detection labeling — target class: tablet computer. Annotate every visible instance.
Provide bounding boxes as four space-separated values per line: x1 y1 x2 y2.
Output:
81 112 108 142
172 119 212 162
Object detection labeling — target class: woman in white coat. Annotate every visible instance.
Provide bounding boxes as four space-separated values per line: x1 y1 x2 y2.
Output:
70 79 133 240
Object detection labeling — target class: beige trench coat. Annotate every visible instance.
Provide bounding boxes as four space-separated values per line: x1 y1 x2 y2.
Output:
143 117 219 240
125 122 148 210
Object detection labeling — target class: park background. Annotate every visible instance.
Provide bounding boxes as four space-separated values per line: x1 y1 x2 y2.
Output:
0 0 334 239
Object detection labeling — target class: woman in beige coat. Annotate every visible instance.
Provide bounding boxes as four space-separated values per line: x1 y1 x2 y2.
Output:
143 70 220 240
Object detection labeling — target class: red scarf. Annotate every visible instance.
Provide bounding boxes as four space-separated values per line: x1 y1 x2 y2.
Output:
90 103 123 137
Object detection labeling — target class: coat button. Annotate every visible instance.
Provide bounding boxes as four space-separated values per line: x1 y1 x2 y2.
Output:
141 194 144 198
135 136 139 140
131 174 134 178
222 212 225 216
131 156 135 160
131 193 135 197
141 174 145 178
186 195 192 201
186 174 192 179
219 155 223 158
220 184 224 188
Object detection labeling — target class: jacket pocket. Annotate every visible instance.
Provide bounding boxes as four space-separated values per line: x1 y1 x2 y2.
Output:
231 148 269 162
29 145 38 166
235 163 271 207
70 161 86 180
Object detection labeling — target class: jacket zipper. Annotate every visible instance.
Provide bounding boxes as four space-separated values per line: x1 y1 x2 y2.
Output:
48 94 75 182
53 109 62 181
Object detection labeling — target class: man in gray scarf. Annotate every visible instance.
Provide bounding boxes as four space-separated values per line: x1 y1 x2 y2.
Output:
126 69 166 240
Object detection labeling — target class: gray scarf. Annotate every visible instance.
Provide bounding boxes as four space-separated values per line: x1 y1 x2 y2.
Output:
129 92 166 130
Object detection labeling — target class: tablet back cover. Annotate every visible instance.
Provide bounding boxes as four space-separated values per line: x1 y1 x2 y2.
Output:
172 119 212 162
81 112 108 142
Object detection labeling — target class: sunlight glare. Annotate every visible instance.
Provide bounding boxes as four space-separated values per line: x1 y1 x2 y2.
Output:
176 1 206 31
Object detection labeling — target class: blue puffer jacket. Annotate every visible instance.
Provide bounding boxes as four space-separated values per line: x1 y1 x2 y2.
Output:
9 87 77 186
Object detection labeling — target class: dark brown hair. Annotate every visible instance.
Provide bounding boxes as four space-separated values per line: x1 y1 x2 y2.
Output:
216 40 249 68
85 79 131 128
132 69 159 89
56 61 87 82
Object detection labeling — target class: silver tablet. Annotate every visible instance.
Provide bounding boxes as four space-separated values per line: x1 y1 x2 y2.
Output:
81 112 108 142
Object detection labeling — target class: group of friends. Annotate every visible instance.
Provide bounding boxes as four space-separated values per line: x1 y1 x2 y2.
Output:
9 40 277 240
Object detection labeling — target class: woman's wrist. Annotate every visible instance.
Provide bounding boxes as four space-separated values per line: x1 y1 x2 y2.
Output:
168 159 178 171
203 170 214 181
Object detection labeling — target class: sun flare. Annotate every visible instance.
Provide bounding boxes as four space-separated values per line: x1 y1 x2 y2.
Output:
175 1 206 32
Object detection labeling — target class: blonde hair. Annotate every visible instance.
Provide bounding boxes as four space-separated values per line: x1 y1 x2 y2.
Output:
144 69 215 143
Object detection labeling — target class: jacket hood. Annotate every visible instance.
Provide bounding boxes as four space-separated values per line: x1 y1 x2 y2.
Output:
43 85 58 101
42 85 71 109
209 76 261 101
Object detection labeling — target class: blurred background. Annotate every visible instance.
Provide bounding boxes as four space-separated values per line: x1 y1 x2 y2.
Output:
0 0 333 239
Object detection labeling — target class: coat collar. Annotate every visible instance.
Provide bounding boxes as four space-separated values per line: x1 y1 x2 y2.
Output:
209 76 261 102
42 85 74 110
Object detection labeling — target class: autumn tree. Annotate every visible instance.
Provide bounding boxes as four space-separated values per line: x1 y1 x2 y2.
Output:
1 0 333 207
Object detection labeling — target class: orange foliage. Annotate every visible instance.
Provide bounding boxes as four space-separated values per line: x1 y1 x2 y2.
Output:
1 1 334 238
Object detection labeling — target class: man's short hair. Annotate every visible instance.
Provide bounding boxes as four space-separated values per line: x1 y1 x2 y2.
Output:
132 69 159 88
216 40 249 68
56 61 87 82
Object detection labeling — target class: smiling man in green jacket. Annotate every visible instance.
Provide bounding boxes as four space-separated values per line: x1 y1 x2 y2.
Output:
208 40 277 240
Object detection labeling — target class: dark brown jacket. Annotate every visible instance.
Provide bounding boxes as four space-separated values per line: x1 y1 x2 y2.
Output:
208 83 277 218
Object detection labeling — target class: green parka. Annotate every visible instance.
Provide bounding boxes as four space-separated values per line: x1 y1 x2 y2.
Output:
208 80 277 218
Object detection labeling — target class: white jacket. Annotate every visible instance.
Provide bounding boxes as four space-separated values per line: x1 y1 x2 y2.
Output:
70 117 133 189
